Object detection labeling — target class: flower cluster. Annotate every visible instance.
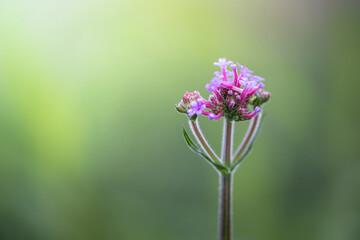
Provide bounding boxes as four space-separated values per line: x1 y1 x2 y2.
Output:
175 58 271 121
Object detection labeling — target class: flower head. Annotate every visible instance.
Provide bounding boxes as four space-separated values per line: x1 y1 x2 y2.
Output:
175 58 271 121
175 91 201 114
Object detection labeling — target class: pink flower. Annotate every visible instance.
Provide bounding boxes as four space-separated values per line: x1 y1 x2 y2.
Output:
175 58 270 121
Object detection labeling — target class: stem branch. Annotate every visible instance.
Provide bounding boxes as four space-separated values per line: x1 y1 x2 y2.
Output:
232 113 261 164
189 120 221 164
221 119 233 167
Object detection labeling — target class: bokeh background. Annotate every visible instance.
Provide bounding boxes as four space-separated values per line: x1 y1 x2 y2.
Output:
0 0 359 239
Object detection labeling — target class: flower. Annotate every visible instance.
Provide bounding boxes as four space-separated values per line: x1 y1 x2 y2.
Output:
214 58 233 69
187 99 206 117
206 78 221 92
208 112 223 120
237 64 253 77
242 106 261 119
249 75 265 82
175 91 201 113
214 70 234 84
175 58 271 121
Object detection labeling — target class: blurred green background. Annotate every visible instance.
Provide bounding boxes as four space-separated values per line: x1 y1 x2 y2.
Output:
0 0 359 239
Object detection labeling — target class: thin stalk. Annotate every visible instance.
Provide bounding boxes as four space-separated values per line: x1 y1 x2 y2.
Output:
232 113 261 163
221 119 234 167
189 120 221 164
218 172 232 240
218 119 234 240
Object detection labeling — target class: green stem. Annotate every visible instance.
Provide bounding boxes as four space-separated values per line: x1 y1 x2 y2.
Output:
189 120 221 164
232 113 261 165
221 119 233 167
218 172 232 240
218 119 234 240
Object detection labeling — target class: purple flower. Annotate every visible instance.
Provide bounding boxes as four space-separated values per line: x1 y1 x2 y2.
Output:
246 83 265 97
206 77 221 92
213 70 233 80
175 58 270 121
214 71 223 78
187 99 206 117
208 112 223 120
239 77 263 89
237 63 253 76
208 113 216 120
214 69 234 83
226 70 234 77
247 81 258 89
226 70 234 84
243 106 261 119
238 77 250 87
249 75 265 82
214 58 233 69
238 79 264 103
